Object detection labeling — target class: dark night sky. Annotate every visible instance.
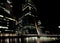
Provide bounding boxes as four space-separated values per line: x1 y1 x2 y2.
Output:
32 0 60 34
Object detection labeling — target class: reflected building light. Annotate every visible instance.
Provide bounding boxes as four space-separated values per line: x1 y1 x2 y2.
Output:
26 37 37 41
0 15 4 17
0 26 8 29
25 37 58 42
26 37 28 40
51 37 58 40
0 31 1 33
32 37 37 40
19 38 21 43
26 38 28 43
15 38 17 43
5 38 9 43
40 37 58 42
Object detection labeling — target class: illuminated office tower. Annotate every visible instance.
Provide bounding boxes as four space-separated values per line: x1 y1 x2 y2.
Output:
16 0 59 43
0 15 16 43
0 0 16 33
16 0 42 43
0 0 16 43
16 0 42 36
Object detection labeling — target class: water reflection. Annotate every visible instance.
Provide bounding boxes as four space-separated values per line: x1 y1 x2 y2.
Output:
0 37 60 43
23 37 59 43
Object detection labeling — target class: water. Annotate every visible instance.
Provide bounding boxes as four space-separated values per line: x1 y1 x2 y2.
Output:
42 39 60 43
0 37 60 43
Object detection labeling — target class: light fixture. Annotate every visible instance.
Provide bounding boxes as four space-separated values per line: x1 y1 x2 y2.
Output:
58 26 60 28
0 26 8 29
7 0 12 4
0 15 4 17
